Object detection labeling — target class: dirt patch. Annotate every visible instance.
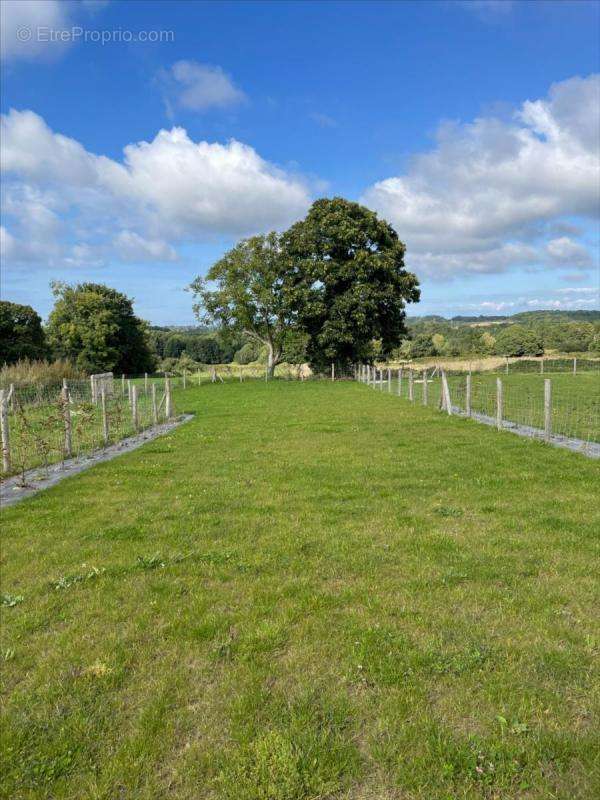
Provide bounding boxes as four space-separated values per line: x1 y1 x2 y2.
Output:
0 414 194 509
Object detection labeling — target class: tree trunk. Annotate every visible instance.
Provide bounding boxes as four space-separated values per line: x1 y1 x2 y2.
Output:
266 342 281 379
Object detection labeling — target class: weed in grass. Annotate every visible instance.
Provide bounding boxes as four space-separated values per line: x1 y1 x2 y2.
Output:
136 553 166 570
50 566 105 590
1 593 24 607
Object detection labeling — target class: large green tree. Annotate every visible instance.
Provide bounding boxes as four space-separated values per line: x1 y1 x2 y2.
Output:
190 232 312 377
283 197 420 370
0 301 48 364
47 282 155 374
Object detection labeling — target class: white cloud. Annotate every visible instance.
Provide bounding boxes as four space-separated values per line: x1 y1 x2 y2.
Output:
114 231 178 263
0 0 110 62
545 237 592 266
362 74 600 279
1 109 312 268
0 0 69 61
158 61 247 115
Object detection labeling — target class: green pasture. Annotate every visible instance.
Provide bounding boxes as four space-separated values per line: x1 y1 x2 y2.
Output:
1 381 599 799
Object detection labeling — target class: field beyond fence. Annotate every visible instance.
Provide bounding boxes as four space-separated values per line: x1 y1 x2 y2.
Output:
361 360 599 455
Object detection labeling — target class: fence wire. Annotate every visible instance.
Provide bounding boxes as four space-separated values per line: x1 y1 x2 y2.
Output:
359 363 600 452
0 376 178 480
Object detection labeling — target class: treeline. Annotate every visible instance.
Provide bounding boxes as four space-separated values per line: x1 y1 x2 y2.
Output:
0 291 266 378
400 314 600 359
0 284 155 375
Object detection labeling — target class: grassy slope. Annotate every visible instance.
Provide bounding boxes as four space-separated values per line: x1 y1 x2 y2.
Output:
1 382 599 800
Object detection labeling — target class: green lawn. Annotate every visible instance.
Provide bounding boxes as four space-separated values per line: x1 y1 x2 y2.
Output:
1 381 599 799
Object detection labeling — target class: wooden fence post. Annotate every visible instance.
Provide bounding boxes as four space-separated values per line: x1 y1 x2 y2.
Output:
379 368 384 391
165 378 172 419
540 358 544 375
0 389 10 474
331 363 335 382
466 373 472 417
152 383 158 425
183 371 187 389
62 379 72 458
132 385 139 431
496 377 503 430
127 379 132 406
505 357 509 374
441 371 452 415
90 374 96 404
239 366 243 383
422 369 428 405
408 370 414 401
122 373 126 396
197 369 202 386
398 367 402 396
144 373 148 394
387 368 391 392
573 357 577 375
544 378 552 441
100 387 109 445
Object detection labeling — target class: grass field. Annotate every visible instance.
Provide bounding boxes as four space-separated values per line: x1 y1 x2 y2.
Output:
1 381 599 799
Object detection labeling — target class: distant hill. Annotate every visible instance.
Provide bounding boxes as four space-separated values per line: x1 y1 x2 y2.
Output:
408 309 600 327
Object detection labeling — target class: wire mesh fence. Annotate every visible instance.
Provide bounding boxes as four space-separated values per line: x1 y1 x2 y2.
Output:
358 363 600 454
0 375 179 480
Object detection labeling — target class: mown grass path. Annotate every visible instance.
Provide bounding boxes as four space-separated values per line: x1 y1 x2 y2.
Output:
1 382 599 799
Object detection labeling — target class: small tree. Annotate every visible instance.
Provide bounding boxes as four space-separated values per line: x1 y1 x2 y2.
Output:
47 282 155 373
190 232 311 378
0 301 47 364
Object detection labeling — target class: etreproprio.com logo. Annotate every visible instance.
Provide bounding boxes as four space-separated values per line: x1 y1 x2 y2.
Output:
16 26 175 45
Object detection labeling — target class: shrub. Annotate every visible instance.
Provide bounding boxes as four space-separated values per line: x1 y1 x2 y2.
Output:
234 341 261 364
0 359 84 388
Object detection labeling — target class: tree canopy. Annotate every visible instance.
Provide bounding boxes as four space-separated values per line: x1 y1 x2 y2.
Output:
190 231 313 376
283 197 420 369
0 301 48 365
191 198 420 374
47 282 155 374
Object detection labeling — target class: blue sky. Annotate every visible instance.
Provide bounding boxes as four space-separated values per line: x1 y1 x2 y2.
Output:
1 0 599 324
